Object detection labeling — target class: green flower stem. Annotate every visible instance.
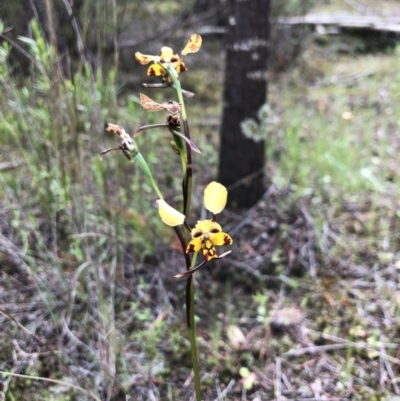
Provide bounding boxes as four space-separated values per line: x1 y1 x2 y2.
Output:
173 226 191 267
187 277 201 401
166 64 193 219
131 148 163 200
180 153 188 187
170 130 186 153
186 251 201 401
167 64 200 401
169 74 191 160
168 127 188 183
185 162 193 218
165 64 188 122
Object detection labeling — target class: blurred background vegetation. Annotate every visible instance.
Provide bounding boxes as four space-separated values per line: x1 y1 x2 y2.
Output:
1 0 400 400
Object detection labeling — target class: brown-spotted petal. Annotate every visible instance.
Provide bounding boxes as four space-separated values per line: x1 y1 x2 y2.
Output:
182 34 202 55
135 52 160 65
186 237 202 254
175 62 187 73
147 64 167 76
211 232 233 246
139 93 164 112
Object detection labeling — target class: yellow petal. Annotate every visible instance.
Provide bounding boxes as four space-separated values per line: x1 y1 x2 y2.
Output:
186 237 202 253
191 220 221 238
211 232 233 246
135 52 160 65
182 34 202 55
147 64 166 76
159 46 178 63
204 182 228 214
156 199 185 226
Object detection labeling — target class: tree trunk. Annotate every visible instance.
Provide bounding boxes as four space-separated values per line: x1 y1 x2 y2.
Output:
218 0 270 208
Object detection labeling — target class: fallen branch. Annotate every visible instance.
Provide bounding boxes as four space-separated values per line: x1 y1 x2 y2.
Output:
279 14 400 33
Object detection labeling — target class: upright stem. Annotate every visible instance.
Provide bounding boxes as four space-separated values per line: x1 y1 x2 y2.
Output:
177 105 193 219
168 64 201 401
167 65 193 219
187 276 201 401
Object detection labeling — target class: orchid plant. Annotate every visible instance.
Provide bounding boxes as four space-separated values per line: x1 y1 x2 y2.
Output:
102 34 232 400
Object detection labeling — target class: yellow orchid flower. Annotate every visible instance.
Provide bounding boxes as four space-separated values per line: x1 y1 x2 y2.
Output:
135 34 202 78
186 220 233 261
185 182 232 261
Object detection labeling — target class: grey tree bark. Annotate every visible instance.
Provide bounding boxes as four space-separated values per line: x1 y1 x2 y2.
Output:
218 0 270 208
